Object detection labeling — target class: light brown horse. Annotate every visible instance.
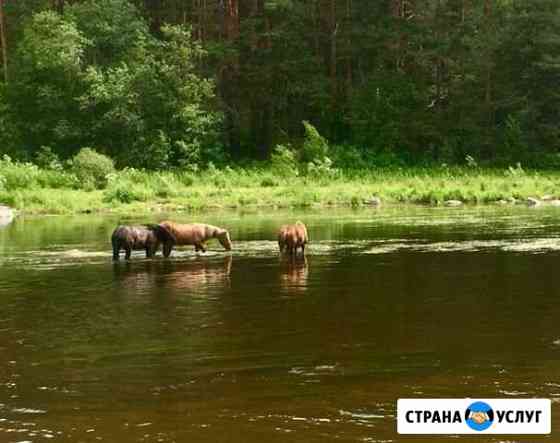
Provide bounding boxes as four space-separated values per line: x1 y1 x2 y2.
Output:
278 221 308 255
158 221 232 257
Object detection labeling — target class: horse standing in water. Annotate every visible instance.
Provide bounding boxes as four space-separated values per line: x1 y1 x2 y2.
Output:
278 221 308 256
111 225 176 260
157 221 232 257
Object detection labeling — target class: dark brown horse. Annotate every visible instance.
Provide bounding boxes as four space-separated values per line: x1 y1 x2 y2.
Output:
111 224 176 260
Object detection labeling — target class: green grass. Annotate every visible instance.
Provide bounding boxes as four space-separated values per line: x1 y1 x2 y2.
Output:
2 161 560 215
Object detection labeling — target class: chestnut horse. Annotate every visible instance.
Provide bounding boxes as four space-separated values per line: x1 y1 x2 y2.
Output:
278 221 308 255
158 221 232 257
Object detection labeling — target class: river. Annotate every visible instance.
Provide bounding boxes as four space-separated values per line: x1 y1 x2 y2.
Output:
0 206 558 442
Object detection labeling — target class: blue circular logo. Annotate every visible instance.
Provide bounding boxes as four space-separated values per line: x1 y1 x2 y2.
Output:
465 401 494 431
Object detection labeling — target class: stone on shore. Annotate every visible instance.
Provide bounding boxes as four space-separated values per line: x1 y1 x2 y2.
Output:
0 205 14 228
444 200 463 207
363 196 381 206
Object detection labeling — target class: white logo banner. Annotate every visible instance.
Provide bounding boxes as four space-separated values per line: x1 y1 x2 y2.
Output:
397 398 551 434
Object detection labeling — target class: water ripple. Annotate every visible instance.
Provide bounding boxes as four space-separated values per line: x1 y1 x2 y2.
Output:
2 236 560 273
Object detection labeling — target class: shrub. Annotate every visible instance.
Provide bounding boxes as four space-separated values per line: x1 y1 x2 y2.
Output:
363 149 407 168
177 171 195 187
501 115 529 162
465 154 478 169
174 139 200 169
205 163 228 188
506 162 526 177
36 170 79 189
0 154 79 190
260 175 279 187
152 173 180 198
112 167 149 185
306 156 338 179
70 148 115 189
202 143 228 167
350 195 361 207
35 146 63 170
103 183 150 203
330 145 366 169
0 191 16 207
213 176 227 188
301 121 329 163
270 144 298 177
532 153 560 169
0 155 40 190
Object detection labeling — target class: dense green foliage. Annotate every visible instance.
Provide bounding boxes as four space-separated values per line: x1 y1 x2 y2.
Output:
69 147 115 189
1 0 221 168
1 0 560 168
4 155 560 214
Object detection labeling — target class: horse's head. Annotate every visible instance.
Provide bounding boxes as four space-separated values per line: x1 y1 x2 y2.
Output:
216 229 232 251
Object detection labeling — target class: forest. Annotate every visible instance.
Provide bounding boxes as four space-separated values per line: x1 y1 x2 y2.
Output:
1 0 560 171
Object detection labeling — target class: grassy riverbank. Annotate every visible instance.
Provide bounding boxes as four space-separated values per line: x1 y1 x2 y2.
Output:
2 160 560 215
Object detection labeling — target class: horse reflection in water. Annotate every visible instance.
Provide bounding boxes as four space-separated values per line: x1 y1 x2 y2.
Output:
279 255 308 294
163 255 232 292
112 260 160 295
113 255 232 294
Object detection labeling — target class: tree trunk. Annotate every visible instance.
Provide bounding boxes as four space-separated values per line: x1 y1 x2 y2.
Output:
247 0 273 159
329 0 337 109
484 0 491 105
390 0 402 71
51 0 64 14
224 0 239 40
484 0 493 126
345 0 352 99
192 0 199 40
202 0 206 41
0 0 7 83
220 0 241 157
192 0 207 41
145 0 162 34
434 0 442 107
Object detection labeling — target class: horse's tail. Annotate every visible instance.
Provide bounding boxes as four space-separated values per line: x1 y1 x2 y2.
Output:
278 226 288 251
146 224 177 244
278 234 285 253
295 221 308 243
111 226 123 260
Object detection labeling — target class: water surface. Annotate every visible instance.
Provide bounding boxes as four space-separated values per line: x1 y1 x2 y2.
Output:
1 206 559 442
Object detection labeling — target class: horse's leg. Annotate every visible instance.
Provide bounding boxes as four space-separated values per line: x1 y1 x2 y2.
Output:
196 243 206 253
163 243 172 258
112 237 120 261
125 247 132 260
289 246 296 261
150 242 160 258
